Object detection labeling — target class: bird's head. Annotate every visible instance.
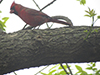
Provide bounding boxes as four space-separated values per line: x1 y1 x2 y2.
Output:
10 1 18 15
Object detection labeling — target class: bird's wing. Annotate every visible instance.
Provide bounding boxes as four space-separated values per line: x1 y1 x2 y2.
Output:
25 8 50 18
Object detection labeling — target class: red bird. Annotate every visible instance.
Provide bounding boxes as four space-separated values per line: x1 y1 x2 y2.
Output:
10 2 72 28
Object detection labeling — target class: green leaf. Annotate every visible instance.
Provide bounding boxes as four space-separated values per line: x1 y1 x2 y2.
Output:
92 63 96 67
81 71 88 75
0 20 6 31
88 74 93 75
91 9 94 14
48 70 56 75
92 29 98 33
96 70 100 75
84 30 88 32
0 10 2 13
75 65 83 72
93 13 97 16
58 65 67 69
59 70 67 75
85 10 89 14
2 17 9 24
92 68 97 71
84 14 91 17
49 64 59 71
90 62 93 64
97 16 100 19
86 67 92 70
40 72 47 75
84 7 97 18
77 0 86 5
88 7 91 12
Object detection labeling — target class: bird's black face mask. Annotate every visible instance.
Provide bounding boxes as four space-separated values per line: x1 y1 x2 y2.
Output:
10 6 18 15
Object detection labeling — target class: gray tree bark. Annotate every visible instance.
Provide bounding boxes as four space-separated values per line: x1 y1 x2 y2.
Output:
0 26 100 75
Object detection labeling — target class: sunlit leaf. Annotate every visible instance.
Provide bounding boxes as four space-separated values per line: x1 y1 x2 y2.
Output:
48 70 56 75
0 20 6 31
59 70 66 75
40 72 47 75
77 0 86 5
75 65 83 72
2 17 9 24
49 64 59 71
81 71 88 75
92 63 96 67
86 67 92 70
84 14 91 17
58 65 67 69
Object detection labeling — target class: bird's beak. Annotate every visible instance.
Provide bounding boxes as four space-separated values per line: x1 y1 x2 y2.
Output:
10 10 14 13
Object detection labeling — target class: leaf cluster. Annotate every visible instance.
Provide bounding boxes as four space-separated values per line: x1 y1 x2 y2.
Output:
41 64 70 75
0 10 9 31
77 0 86 5
84 7 97 18
75 62 100 75
40 62 100 75
84 7 100 40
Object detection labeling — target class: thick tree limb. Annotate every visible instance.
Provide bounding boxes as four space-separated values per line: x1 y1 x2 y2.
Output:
0 26 100 74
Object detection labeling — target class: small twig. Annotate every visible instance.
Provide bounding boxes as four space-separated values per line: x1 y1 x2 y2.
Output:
22 24 27 30
0 0 3 3
34 65 49 75
84 18 98 40
33 0 41 10
40 0 56 11
60 63 69 75
13 72 17 75
66 63 73 75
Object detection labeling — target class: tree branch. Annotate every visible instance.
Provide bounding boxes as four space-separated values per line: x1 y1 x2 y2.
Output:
0 26 100 74
60 63 69 75
66 63 73 75
40 0 56 11
0 0 3 3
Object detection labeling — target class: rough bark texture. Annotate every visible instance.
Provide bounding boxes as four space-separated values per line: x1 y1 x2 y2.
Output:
0 26 100 74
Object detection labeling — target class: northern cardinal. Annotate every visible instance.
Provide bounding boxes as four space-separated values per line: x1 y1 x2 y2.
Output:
10 1 72 28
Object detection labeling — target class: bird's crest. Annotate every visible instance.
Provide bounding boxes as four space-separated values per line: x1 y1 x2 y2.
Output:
10 1 16 9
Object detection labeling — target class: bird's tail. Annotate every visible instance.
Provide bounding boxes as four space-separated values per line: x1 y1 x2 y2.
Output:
49 18 72 27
